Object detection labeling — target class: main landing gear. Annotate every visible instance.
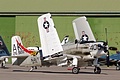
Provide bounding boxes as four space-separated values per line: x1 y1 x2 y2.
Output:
116 62 120 70
29 66 37 72
1 60 6 68
93 58 101 74
72 67 80 74
94 66 101 74
71 66 101 74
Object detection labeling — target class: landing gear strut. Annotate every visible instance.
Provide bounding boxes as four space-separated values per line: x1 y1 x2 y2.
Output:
72 67 80 74
94 66 101 74
29 66 37 72
93 58 101 74
116 62 120 70
1 60 6 68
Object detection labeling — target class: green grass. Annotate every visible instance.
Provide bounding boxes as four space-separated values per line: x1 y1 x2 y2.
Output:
15 16 40 47
1 16 120 55
88 17 120 51
53 16 77 41
0 17 15 52
15 16 77 47
15 16 120 54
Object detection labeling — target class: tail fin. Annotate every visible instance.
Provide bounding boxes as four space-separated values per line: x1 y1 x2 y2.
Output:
61 35 69 45
11 36 24 56
11 36 26 64
37 13 63 57
12 36 37 56
11 36 39 65
72 16 96 41
0 36 10 57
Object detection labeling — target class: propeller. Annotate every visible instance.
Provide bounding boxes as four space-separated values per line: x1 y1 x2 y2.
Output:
105 28 110 67
104 28 117 67
109 47 117 51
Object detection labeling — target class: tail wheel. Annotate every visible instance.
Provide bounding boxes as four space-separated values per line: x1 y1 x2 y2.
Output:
94 67 101 74
72 67 80 74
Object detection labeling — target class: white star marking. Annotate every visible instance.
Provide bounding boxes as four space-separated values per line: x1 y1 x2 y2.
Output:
83 36 88 41
44 22 49 28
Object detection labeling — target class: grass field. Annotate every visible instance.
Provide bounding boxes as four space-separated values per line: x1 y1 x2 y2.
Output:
0 17 15 52
0 16 120 55
88 17 120 53
14 16 120 54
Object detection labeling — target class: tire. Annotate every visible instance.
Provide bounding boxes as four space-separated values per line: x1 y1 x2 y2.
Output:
94 67 101 74
116 63 120 70
72 67 80 74
1 61 5 68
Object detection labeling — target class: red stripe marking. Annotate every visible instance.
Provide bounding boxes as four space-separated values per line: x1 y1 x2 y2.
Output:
16 39 34 54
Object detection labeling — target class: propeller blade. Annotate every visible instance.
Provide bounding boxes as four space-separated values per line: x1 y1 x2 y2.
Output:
105 28 108 45
106 51 110 67
105 28 110 67
109 47 117 51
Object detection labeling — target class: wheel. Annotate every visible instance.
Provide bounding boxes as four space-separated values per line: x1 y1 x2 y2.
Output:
29 66 34 72
72 67 80 74
94 67 101 74
1 61 5 68
116 66 119 70
35 66 37 69
116 63 120 70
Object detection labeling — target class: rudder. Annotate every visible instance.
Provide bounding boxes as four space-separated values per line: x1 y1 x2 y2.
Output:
11 36 25 64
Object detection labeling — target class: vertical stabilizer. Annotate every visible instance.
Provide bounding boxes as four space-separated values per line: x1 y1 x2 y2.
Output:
0 36 10 57
11 36 26 64
11 36 24 56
